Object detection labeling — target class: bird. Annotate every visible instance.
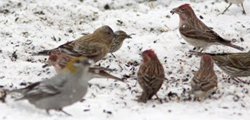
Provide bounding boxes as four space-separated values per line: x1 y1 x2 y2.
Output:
190 50 250 84
43 51 124 82
137 49 165 103
170 4 244 51
0 89 6 103
36 25 116 62
109 30 132 57
10 57 96 115
222 0 246 15
191 54 218 100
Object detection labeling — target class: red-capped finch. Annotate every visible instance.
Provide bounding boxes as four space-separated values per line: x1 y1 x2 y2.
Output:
137 49 165 103
191 54 218 100
171 4 244 51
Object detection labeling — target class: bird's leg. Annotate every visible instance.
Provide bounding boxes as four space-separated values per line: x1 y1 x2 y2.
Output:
222 3 232 14
154 94 163 103
241 3 246 15
56 108 72 116
111 53 116 58
46 109 51 115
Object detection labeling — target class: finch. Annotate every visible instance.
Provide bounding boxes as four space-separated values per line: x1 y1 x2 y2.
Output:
137 49 165 103
222 0 246 14
190 50 250 84
43 51 124 82
171 4 244 51
191 54 218 100
36 25 116 62
109 30 132 54
10 57 95 115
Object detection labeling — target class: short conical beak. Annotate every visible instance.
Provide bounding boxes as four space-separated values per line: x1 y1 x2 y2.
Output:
127 33 135 39
126 35 132 39
170 8 178 15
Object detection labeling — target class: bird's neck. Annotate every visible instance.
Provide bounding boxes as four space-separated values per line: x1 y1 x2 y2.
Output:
179 12 197 25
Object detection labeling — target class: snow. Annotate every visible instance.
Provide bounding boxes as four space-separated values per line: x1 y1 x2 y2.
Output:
0 0 250 119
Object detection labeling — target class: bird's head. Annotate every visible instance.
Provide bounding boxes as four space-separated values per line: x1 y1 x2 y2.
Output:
64 57 94 74
113 30 132 42
170 4 196 21
199 54 214 73
94 25 115 44
141 49 159 63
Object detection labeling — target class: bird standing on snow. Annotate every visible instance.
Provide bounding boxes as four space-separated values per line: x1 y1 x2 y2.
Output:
109 30 132 57
11 57 95 115
190 50 250 84
170 4 244 51
43 51 124 82
36 25 116 62
191 54 218 100
137 49 165 103
222 0 246 15
0 89 6 103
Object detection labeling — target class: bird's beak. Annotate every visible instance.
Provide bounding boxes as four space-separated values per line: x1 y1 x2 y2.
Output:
127 33 135 39
126 35 132 39
170 8 178 15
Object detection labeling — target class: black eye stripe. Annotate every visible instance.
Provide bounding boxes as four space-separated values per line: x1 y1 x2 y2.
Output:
75 60 81 64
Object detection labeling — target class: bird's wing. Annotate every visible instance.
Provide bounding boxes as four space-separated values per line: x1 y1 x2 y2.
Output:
180 18 229 43
57 54 75 69
192 72 217 92
73 42 107 59
56 41 81 56
227 54 250 69
19 76 68 100
138 64 164 92
200 74 217 91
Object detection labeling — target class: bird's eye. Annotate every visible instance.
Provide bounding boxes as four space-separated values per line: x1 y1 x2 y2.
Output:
75 60 81 64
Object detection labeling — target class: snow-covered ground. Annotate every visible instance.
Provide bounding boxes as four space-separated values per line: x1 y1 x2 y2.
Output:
0 0 250 119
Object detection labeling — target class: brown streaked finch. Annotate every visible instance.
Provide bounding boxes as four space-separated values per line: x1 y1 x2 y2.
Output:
109 30 132 56
170 4 244 51
191 54 218 100
43 51 124 82
137 49 165 103
190 50 250 84
36 25 116 62
222 0 246 15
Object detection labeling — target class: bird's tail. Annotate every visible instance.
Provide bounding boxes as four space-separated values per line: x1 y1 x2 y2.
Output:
95 70 125 82
32 49 54 56
226 43 244 51
189 50 207 56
